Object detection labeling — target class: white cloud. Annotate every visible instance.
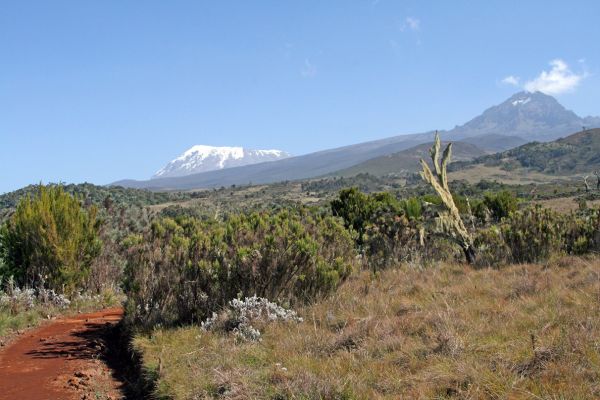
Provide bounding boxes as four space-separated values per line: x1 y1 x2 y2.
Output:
401 17 420 31
523 59 585 95
502 75 520 86
301 59 317 78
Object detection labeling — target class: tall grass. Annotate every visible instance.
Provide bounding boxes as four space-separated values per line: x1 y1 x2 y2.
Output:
134 255 600 399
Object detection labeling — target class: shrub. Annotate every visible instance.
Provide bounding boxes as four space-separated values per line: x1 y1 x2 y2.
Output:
562 209 600 255
502 206 564 263
201 295 303 342
123 209 356 329
364 213 422 270
0 185 102 294
483 190 518 221
473 226 510 268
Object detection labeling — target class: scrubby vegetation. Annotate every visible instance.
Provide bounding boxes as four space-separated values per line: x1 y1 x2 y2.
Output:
135 256 600 399
0 185 127 340
3 136 600 399
123 209 356 330
454 128 600 175
0 185 102 294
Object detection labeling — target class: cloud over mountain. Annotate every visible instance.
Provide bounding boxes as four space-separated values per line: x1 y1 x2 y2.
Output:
524 59 585 95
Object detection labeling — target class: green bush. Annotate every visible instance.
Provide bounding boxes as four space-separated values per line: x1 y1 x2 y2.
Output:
562 209 600 255
331 188 378 246
331 188 406 247
123 208 356 329
483 190 518 221
0 185 102 294
502 205 563 263
473 226 509 268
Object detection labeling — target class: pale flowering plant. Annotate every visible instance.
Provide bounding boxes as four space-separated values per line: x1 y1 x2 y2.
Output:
201 295 303 342
0 276 72 313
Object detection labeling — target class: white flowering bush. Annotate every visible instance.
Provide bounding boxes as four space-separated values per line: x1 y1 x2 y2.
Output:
201 296 303 342
0 287 36 312
0 277 72 314
37 288 71 308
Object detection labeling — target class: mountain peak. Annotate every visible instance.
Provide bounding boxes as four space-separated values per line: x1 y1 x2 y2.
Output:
153 145 290 179
448 91 590 141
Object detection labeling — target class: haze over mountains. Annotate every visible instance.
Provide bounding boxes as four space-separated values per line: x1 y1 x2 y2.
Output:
114 91 600 190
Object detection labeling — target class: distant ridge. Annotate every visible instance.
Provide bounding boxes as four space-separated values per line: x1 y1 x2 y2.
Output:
330 141 486 177
453 128 600 175
113 91 600 190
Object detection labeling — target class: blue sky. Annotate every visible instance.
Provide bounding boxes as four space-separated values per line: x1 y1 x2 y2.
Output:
1 1 600 193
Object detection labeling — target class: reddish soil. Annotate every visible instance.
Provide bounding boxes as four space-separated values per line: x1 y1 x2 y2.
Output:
0 308 125 400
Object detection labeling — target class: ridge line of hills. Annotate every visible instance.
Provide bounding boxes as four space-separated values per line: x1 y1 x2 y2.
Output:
112 90 599 190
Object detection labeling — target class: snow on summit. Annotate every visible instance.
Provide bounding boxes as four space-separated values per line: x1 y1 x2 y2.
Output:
153 145 290 179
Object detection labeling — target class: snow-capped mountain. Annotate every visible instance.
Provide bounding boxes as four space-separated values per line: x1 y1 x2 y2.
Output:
114 91 600 190
153 145 290 179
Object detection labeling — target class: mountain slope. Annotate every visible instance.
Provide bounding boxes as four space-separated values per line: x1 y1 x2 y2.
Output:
331 141 486 177
113 92 600 190
455 128 600 175
459 134 527 152
113 132 438 189
153 146 289 179
447 91 595 142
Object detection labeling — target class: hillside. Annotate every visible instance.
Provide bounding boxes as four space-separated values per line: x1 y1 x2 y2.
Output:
112 132 437 190
459 133 527 152
331 141 486 177
457 128 600 176
113 92 599 190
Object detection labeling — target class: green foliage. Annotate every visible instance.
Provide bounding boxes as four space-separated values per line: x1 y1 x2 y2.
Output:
0 185 102 294
400 197 423 220
331 188 405 245
473 226 509 268
502 206 564 263
123 208 356 329
331 188 376 245
483 190 518 221
562 209 600 255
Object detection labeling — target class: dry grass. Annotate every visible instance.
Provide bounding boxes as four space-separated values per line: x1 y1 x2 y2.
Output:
134 256 600 399
532 196 600 213
449 165 563 185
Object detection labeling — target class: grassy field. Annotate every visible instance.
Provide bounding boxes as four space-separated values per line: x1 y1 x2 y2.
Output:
134 256 600 399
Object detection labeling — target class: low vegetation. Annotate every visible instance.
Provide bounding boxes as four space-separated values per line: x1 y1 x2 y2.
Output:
2 131 600 399
134 256 600 399
123 209 356 330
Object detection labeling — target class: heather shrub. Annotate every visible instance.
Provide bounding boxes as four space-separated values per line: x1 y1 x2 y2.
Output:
473 226 510 267
0 185 102 294
482 190 518 221
364 213 422 270
123 208 356 329
502 205 564 263
562 209 600 255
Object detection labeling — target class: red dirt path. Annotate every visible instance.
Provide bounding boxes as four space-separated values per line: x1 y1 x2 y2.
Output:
0 308 125 400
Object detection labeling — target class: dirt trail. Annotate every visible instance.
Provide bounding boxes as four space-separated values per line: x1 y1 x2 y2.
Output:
0 308 125 400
